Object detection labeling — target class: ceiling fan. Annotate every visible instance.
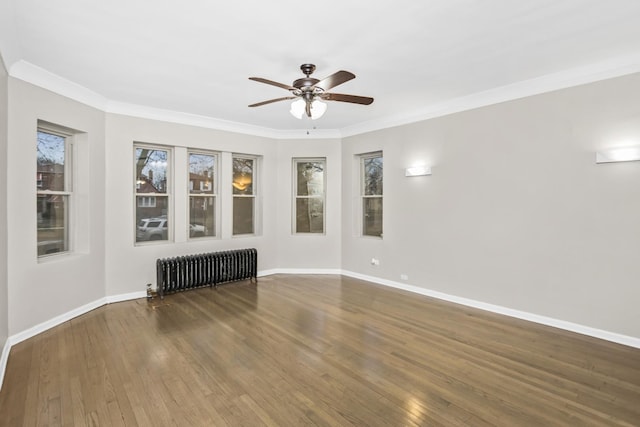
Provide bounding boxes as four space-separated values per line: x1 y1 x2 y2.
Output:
248 64 374 120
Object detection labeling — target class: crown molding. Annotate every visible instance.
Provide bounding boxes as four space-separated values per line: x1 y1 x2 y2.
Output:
9 60 341 140
9 60 109 111
341 53 640 138
107 100 342 140
106 100 285 139
9 54 640 140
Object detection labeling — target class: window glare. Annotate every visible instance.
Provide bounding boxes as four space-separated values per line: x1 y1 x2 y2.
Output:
233 156 257 235
296 161 324 196
232 158 254 195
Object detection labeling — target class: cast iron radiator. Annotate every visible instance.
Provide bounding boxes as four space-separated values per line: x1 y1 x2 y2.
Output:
156 248 257 298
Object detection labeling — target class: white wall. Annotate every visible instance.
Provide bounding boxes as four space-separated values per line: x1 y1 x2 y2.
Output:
0 54 9 349
2 70 640 345
7 79 106 335
275 139 342 270
342 73 640 338
104 114 280 295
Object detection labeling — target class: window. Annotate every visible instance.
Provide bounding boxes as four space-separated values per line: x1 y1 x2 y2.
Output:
361 152 383 237
232 155 256 235
293 158 325 234
134 145 170 243
188 151 217 238
137 196 156 208
37 127 72 256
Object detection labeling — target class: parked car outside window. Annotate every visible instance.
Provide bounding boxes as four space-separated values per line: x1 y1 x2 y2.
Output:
189 223 207 238
136 217 168 242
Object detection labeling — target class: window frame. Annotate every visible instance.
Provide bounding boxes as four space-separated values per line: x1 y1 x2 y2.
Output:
187 149 219 239
292 157 326 235
36 123 74 258
133 143 172 245
232 154 258 236
360 151 383 238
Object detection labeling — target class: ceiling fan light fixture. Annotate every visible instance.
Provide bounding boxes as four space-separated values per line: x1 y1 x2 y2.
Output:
252 64 373 120
310 100 327 120
290 98 305 119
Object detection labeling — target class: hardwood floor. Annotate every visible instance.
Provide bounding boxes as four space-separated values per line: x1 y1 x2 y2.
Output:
1 274 639 426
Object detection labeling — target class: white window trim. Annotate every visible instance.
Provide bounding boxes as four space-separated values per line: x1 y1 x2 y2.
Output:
37 123 74 258
292 157 326 235
187 149 219 239
360 151 383 239
232 154 258 237
134 143 172 245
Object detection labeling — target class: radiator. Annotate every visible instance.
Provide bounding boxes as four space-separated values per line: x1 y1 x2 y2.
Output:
156 248 257 298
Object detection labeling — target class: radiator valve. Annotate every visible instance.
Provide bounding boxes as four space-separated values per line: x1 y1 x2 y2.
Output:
146 283 153 300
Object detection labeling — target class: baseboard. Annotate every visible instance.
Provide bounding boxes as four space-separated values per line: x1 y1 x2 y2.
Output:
0 290 146 392
9 297 107 346
257 269 280 277
106 291 146 304
340 270 640 349
2 271 638 393
261 268 343 276
0 338 10 391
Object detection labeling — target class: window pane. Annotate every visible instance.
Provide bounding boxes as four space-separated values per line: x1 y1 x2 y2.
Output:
233 197 254 235
363 156 383 196
135 196 169 242
232 158 254 195
296 198 324 233
189 153 215 194
189 196 215 237
296 161 324 196
37 131 65 191
363 197 383 237
135 148 168 194
37 194 67 256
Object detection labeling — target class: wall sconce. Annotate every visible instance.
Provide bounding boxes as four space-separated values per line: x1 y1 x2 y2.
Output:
405 165 432 177
596 147 640 164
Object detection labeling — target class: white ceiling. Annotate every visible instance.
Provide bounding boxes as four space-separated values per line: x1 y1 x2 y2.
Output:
2 0 640 137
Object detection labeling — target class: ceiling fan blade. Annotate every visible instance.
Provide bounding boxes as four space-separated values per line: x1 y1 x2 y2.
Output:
248 96 296 107
320 93 374 105
315 70 355 91
249 77 296 91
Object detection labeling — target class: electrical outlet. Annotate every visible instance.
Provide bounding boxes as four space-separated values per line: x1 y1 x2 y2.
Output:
400 274 408 281
371 258 380 266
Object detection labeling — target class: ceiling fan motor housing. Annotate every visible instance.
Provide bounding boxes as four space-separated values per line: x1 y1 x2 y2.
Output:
293 64 321 97
300 64 316 76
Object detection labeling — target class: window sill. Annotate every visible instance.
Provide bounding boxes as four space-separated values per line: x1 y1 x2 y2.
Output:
37 251 87 264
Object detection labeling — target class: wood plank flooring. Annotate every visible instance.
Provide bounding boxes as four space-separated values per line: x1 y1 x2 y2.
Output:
1 274 639 426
